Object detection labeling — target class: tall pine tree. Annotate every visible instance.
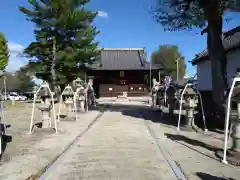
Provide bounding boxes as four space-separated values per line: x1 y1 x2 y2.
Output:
0 32 9 71
151 0 240 112
19 0 100 92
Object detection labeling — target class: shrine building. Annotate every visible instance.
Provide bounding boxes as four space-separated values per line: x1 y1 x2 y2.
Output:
86 48 162 98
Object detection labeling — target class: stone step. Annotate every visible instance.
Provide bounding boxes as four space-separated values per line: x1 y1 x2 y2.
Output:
116 98 129 102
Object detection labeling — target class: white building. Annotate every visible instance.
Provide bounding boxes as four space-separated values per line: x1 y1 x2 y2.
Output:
191 26 240 91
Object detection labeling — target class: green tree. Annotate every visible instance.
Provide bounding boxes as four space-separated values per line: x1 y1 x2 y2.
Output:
19 0 100 93
151 0 240 110
0 71 36 92
16 67 36 92
151 45 186 81
0 32 9 70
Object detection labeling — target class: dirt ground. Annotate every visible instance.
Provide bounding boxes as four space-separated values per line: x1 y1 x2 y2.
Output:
1 102 48 163
0 101 103 180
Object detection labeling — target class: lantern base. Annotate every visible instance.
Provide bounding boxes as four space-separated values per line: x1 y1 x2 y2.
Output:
180 125 196 132
216 149 240 166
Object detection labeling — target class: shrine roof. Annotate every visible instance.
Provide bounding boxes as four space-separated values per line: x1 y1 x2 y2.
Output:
88 48 162 71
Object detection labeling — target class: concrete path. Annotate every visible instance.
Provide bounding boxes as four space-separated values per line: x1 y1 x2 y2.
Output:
141 106 240 180
39 106 176 180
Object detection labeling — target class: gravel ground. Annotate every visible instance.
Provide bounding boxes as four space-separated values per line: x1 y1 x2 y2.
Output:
1 102 44 162
38 105 176 180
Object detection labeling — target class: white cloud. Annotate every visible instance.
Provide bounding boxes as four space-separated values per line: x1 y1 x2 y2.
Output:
32 77 43 85
5 42 43 84
6 42 27 72
8 42 24 55
97 11 108 18
184 72 189 79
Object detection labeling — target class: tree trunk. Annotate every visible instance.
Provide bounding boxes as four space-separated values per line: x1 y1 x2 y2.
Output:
51 37 59 100
206 4 228 113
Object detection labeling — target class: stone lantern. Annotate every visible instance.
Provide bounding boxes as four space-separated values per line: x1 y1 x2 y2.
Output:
73 77 83 89
86 77 96 108
73 78 86 112
230 83 240 160
216 72 240 165
151 78 161 108
62 87 74 115
181 87 199 130
38 86 52 128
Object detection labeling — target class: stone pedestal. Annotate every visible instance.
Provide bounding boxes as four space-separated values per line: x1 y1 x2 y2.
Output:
65 99 73 112
232 119 240 152
75 94 85 112
182 108 195 131
233 103 240 152
38 103 51 129
185 108 194 126
79 100 85 112
65 98 74 117
181 98 198 131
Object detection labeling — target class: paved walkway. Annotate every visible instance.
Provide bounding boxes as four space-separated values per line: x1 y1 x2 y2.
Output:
141 107 240 180
39 106 176 180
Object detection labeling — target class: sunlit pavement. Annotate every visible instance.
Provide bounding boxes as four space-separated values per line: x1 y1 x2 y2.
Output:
39 104 176 180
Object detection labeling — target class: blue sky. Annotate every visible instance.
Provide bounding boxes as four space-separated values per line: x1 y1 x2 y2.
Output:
1 0 240 77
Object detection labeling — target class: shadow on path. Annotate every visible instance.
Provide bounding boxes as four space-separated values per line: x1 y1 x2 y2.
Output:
96 102 223 160
97 102 181 127
164 133 219 152
196 172 236 180
97 102 222 131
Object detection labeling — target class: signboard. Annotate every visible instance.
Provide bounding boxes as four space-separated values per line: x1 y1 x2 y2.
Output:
120 71 124 77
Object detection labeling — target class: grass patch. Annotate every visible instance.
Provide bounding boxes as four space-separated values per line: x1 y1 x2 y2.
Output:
3 100 26 110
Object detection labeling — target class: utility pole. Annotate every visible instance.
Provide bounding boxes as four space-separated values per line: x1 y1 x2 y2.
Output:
176 57 181 81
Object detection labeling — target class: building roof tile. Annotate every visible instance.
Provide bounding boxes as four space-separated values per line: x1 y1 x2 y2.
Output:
88 48 162 70
192 26 240 65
